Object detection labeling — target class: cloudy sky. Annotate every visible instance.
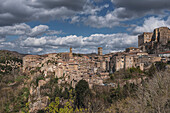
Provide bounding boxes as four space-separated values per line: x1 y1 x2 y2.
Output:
0 0 170 54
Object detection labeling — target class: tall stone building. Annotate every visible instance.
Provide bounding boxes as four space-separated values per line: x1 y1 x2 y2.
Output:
69 47 73 58
138 27 170 53
152 27 170 45
109 51 161 73
98 47 102 55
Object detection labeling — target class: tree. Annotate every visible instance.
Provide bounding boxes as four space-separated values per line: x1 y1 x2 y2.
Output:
147 64 156 77
75 79 90 108
155 62 166 71
45 90 87 113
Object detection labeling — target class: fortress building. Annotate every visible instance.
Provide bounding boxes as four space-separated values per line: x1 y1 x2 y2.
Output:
138 27 170 53
98 47 103 55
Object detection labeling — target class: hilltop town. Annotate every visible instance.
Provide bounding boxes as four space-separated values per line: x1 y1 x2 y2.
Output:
23 27 170 88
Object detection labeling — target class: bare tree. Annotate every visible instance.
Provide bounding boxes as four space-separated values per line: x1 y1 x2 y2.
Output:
108 70 170 113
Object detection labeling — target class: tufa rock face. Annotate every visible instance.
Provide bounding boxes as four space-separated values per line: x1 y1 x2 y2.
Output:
29 78 49 113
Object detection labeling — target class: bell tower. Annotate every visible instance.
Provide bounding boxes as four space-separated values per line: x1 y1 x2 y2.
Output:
98 47 102 55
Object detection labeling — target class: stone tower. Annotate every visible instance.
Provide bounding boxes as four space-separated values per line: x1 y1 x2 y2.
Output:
152 27 170 45
69 47 73 58
98 47 102 55
70 47 72 54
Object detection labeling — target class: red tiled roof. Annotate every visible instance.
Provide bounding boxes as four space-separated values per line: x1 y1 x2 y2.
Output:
24 55 40 58
159 51 170 54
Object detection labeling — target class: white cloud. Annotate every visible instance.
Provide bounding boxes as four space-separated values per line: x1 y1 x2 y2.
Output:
46 30 63 35
19 33 137 54
0 23 61 37
84 7 129 28
29 25 49 37
133 16 170 34
32 48 43 53
23 37 47 47
0 23 31 36
70 16 80 24
111 0 170 19
0 38 5 42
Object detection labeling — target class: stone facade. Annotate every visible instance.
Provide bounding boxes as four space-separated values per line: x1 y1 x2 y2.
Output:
110 52 161 72
126 47 141 53
152 27 170 45
23 48 110 89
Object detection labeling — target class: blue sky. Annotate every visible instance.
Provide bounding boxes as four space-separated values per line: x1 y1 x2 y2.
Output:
0 0 170 54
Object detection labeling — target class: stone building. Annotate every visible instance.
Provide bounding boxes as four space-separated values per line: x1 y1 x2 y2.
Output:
138 27 170 53
152 27 170 45
126 47 141 53
23 55 42 72
109 51 161 73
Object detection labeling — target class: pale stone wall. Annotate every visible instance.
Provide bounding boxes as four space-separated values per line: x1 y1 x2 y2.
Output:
124 55 134 69
115 56 124 71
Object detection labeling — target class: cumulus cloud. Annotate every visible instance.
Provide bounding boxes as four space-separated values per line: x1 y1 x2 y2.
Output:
28 0 86 11
0 23 31 36
0 38 5 42
84 7 129 28
133 16 170 34
0 0 169 29
0 0 115 28
29 25 49 37
0 0 88 26
0 23 61 37
0 21 138 54
111 0 170 19
18 33 137 54
32 48 43 53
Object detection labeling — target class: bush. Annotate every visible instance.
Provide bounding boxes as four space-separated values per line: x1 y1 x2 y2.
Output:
147 64 156 77
155 62 166 71
127 67 142 74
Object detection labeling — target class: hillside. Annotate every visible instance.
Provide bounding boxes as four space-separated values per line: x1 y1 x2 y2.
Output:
0 50 169 113
0 50 29 112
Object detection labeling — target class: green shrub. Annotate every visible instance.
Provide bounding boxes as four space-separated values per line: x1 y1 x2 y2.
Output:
36 67 41 71
15 76 28 82
147 64 156 77
155 62 166 71
36 75 45 86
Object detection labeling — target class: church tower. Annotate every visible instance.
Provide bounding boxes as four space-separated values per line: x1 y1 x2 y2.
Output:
98 47 102 55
